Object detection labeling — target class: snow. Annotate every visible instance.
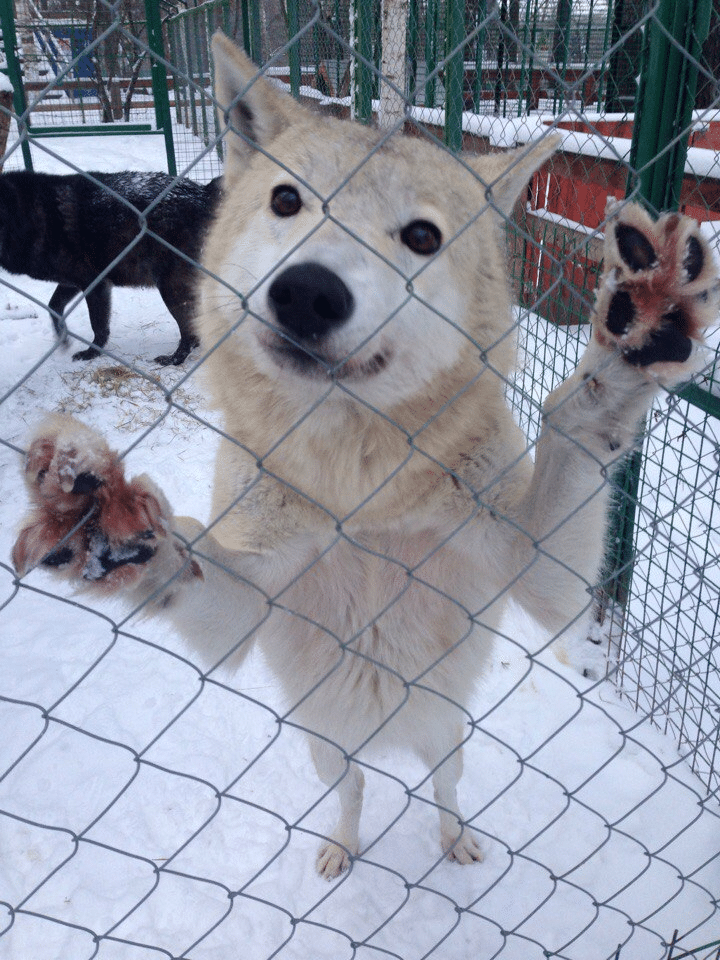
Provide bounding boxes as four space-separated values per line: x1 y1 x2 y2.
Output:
1 130 719 960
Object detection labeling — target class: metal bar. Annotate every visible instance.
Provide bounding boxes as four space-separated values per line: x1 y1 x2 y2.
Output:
424 0 437 109
199 8 212 145
473 0 487 114
595 0 614 110
165 23 182 124
518 0 534 116
145 0 177 176
248 0 262 63
29 123 153 134
351 0 373 124
0 0 33 170
241 0 252 57
552 0 572 113
674 383 720 420
407 0 419 105
287 0 301 98
444 0 465 151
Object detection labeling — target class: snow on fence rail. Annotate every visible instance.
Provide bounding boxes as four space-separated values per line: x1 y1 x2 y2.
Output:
0 2 719 959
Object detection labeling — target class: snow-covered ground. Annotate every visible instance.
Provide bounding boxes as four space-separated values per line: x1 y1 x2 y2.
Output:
1 131 719 960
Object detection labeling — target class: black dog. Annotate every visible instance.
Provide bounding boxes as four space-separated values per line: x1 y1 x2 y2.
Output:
0 170 222 364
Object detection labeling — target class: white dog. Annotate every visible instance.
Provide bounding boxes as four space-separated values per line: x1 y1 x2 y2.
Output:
13 33 718 879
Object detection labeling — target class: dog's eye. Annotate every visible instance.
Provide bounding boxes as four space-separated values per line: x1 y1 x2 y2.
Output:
400 220 442 256
271 185 302 217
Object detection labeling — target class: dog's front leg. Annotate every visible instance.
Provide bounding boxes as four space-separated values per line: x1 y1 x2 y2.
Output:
11 413 270 669
508 206 719 634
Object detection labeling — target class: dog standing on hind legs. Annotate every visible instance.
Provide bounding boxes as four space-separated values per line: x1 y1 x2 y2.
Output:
11 34 719 880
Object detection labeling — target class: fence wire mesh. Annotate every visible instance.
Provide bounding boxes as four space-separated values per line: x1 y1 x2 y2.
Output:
1 1 719 959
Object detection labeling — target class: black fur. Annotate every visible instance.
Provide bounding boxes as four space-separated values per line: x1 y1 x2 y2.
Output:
0 171 222 364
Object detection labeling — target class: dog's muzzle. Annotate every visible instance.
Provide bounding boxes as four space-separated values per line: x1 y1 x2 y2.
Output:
268 262 354 342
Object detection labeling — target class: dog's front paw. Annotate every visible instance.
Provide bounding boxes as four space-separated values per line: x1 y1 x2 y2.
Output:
594 204 719 384
442 826 484 865
12 414 175 591
316 839 355 880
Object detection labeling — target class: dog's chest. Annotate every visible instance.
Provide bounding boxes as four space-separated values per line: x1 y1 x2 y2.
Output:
276 522 495 651
258 521 503 723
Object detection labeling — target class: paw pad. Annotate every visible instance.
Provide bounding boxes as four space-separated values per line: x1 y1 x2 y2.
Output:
594 204 719 382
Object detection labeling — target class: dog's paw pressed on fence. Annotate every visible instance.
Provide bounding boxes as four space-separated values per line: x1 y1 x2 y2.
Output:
12 414 173 591
594 204 719 382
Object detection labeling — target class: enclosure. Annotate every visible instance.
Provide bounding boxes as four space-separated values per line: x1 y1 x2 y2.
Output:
0 1 719 958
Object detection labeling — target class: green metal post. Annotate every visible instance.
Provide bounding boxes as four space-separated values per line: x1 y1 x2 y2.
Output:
145 0 177 176
287 0 301 99
424 0 438 108
444 0 465 151
473 0 487 114
241 0 252 55
407 0 419 105
248 0 262 63
551 0 572 113
629 0 713 210
601 0 713 610
595 0 614 110
0 0 33 170
518 0 536 116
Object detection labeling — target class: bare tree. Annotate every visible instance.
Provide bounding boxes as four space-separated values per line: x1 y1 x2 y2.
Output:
605 0 647 113
379 0 408 129
90 0 148 122
697 0 720 109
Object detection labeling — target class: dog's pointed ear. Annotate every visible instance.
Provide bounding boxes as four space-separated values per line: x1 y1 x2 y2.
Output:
211 32 294 176
467 135 561 216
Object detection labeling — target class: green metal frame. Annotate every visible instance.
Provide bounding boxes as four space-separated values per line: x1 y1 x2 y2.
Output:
0 0 176 174
0 0 32 169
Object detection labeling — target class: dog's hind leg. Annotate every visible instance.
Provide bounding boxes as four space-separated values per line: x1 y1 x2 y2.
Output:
310 738 365 880
72 280 112 361
418 722 483 865
156 276 200 366
48 283 78 344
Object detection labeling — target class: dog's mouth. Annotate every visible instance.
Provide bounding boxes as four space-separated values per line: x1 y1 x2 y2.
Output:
262 333 391 381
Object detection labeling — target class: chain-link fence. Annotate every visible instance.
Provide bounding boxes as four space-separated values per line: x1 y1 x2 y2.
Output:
1 1 719 958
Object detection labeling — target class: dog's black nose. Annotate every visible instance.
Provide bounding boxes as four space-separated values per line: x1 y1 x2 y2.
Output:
268 262 354 341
